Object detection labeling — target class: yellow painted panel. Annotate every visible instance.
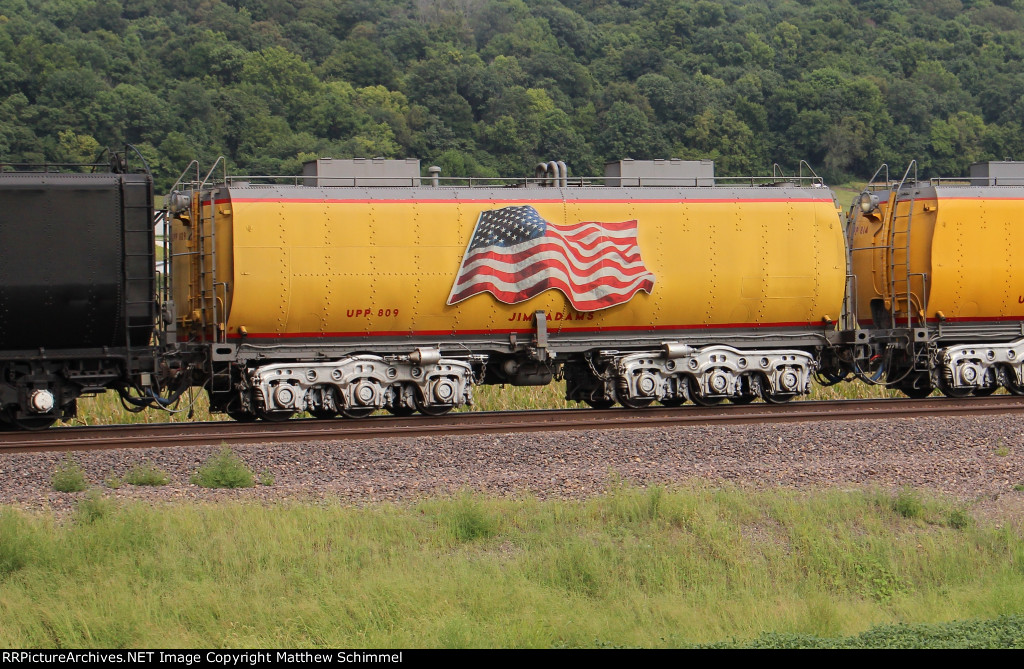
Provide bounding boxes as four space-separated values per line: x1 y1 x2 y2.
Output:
929 196 1024 320
224 195 846 336
742 276 817 298
230 246 290 335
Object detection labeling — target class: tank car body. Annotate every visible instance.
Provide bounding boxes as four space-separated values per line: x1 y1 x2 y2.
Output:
0 168 159 428
845 161 1024 397
170 160 846 420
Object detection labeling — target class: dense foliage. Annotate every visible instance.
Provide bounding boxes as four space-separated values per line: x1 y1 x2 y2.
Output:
3 0 1024 189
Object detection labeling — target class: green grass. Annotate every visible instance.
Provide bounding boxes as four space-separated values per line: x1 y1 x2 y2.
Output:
123 462 171 487
50 456 88 493
64 389 215 427
190 447 255 489
1 485 1022 648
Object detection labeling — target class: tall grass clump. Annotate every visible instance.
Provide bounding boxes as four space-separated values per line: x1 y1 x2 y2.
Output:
417 491 499 544
873 489 972 530
190 447 254 489
74 490 115 524
123 462 170 487
892 488 925 520
51 456 88 493
0 509 38 578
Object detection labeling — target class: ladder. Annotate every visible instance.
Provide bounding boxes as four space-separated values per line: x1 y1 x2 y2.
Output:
121 176 158 378
886 160 918 329
194 159 233 394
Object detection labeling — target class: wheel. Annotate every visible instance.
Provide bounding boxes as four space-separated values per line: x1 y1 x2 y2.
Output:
688 378 723 406
13 417 58 430
619 397 654 409
416 403 452 416
1005 375 1024 396
258 410 296 422
729 394 757 405
1 409 57 430
227 410 258 423
309 408 338 419
938 384 972 399
659 397 686 407
583 395 615 409
763 394 795 405
386 404 416 417
341 406 374 419
973 385 998 397
899 385 933 399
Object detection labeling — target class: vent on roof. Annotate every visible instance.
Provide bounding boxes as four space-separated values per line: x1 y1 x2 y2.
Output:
302 158 421 186
604 158 715 187
969 161 1024 186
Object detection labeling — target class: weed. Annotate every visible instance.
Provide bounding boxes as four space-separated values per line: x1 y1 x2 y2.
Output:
124 463 170 486
51 456 88 493
1014 484 1024 492
74 490 114 524
995 441 1010 457
606 479 666 523
854 557 906 603
0 509 32 577
105 474 123 489
190 447 254 489
258 469 274 486
892 488 924 520
431 492 498 543
946 508 972 530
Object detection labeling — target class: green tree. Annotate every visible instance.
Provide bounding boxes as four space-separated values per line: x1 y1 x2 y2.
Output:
928 111 987 175
595 101 668 162
240 46 321 122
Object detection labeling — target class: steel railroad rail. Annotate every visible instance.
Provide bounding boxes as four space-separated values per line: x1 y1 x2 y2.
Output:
2 396 1024 453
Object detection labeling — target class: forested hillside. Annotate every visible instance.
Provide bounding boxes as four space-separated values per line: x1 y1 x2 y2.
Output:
2 0 1024 189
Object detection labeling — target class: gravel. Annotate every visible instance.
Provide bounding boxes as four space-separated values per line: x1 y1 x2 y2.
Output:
2 413 1024 525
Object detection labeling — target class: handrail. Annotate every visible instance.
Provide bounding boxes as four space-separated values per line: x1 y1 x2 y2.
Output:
207 173 829 188
199 156 227 191
863 163 891 190
798 160 821 180
169 160 201 195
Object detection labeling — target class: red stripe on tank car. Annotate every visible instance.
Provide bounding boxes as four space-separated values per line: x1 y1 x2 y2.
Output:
217 197 832 206
889 196 1024 204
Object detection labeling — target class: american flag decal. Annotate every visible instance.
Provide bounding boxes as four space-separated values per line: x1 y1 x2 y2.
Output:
446 205 656 312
